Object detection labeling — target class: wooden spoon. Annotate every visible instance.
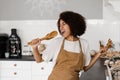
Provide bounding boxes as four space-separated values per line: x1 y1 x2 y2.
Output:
105 39 113 50
100 39 113 50
100 39 113 57
28 31 58 45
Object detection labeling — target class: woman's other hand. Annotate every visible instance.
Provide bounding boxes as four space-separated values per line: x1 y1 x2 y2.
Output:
99 46 107 55
99 39 113 56
38 44 46 52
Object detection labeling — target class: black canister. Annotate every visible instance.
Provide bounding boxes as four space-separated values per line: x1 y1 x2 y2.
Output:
8 28 22 58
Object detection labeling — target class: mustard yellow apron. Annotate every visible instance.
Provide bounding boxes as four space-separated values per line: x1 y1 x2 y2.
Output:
48 39 85 80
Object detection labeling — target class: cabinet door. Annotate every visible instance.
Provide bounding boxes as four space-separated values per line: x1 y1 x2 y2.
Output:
0 61 31 69
32 62 53 75
0 61 32 80
0 69 21 77
0 61 22 69
31 62 53 80
20 70 31 80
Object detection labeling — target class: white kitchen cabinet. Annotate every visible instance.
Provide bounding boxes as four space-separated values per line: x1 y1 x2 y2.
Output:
31 61 53 80
0 61 32 80
0 61 54 80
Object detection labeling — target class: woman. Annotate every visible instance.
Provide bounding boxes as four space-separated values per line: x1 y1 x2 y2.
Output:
31 11 106 80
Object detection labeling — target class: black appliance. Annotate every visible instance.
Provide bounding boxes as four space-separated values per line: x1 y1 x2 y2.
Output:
0 33 8 58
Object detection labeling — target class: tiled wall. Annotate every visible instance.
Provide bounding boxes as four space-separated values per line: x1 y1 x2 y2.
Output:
0 20 120 55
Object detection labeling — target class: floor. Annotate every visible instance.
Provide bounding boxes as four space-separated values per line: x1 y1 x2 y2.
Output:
80 58 106 80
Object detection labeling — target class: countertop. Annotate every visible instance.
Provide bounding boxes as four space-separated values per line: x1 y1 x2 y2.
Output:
0 55 35 61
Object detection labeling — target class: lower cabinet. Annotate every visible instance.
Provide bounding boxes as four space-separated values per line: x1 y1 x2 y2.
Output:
0 61 53 80
31 62 53 80
0 61 32 80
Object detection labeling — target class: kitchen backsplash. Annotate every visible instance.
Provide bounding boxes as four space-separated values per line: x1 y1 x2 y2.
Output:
0 20 120 55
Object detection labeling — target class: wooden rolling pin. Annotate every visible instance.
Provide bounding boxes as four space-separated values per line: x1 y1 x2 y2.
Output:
28 31 58 45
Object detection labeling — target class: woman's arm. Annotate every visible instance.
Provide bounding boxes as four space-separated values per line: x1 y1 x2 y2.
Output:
83 45 110 71
83 39 113 71
32 46 44 63
31 38 44 63
83 52 101 71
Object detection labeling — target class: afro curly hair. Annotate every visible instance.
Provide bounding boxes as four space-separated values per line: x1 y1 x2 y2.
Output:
57 11 86 37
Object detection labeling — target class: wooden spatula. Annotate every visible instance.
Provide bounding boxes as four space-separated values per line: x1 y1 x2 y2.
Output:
28 31 58 45
105 39 113 49
100 39 113 55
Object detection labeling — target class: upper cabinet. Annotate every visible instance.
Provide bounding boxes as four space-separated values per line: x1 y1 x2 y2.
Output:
0 0 102 20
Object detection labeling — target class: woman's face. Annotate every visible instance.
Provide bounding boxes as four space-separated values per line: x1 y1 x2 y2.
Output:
59 19 71 38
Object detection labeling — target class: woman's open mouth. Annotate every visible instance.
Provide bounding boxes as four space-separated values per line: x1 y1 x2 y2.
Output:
61 30 65 35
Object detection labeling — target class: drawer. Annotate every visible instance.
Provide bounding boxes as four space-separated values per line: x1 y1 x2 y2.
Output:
0 61 31 69
0 69 22 77
0 69 31 78
31 62 53 75
20 70 31 80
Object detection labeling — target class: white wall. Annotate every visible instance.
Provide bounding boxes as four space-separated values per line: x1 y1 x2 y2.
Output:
0 20 120 55
82 20 120 51
0 0 120 55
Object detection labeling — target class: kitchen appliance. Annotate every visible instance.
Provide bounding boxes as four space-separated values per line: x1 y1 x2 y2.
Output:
0 33 9 58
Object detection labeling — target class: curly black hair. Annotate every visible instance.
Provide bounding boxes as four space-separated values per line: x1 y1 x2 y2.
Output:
57 11 86 37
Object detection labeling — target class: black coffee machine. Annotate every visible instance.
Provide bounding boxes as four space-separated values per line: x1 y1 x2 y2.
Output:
0 33 8 58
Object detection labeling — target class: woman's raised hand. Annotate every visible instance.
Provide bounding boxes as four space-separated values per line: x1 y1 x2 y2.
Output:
30 38 41 49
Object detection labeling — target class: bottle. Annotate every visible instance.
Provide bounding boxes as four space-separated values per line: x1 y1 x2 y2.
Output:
8 28 22 58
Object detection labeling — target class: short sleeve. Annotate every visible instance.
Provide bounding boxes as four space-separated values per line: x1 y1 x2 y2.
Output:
41 37 62 62
42 40 56 62
81 39 91 66
84 43 91 66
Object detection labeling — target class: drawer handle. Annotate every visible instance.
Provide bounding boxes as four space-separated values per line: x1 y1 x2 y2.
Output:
14 64 17 67
41 67 44 70
14 72 17 75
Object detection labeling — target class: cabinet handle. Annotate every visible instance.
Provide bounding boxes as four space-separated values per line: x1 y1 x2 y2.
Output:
14 72 17 75
41 67 44 70
14 64 17 67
